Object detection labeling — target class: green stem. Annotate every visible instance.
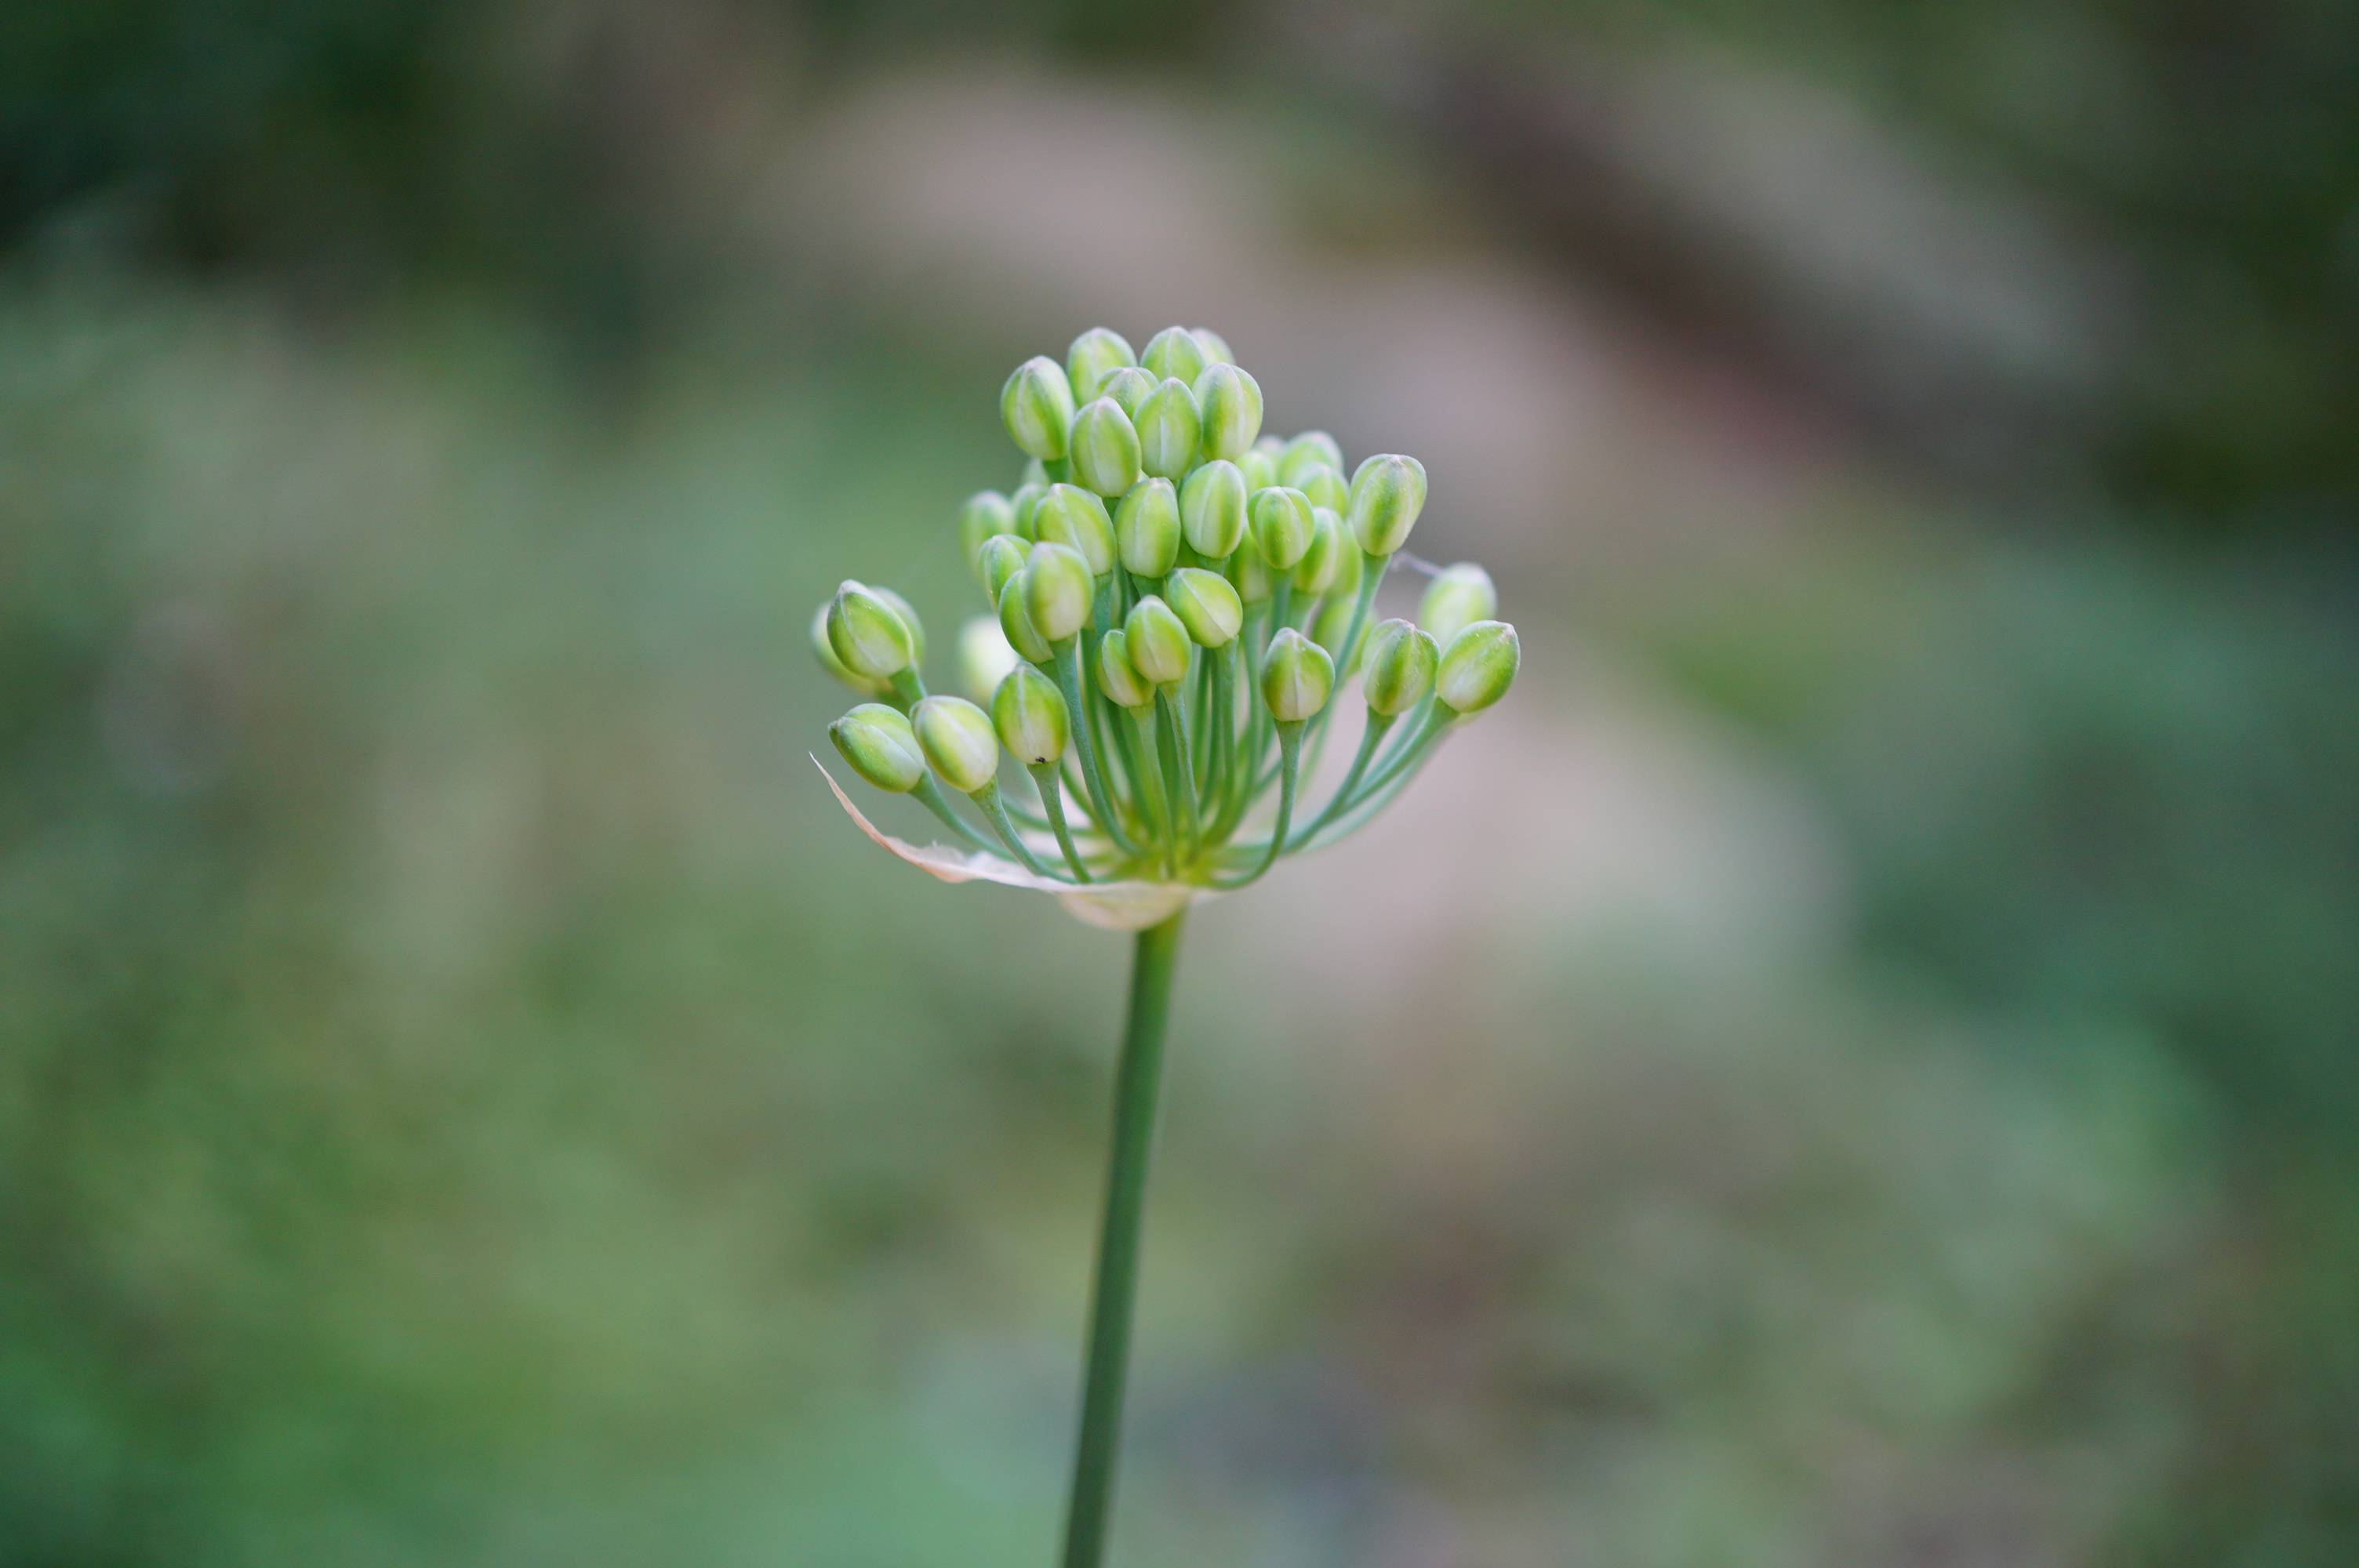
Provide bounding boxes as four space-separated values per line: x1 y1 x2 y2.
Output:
1054 641 1145 857
1027 763 1094 882
1296 710 1394 845
1058 910 1187 1568
912 775 998 855
973 782 1066 880
1212 722 1301 889
1153 687 1199 852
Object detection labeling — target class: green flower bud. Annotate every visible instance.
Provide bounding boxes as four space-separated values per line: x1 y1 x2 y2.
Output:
1193 362 1263 461
1261 628 1336 723
1023 540 1095 643
1292 506 1345 593
1099 365 1158 420
831 702 926 793
991 663 1070 765
1116 477 1182 579
998 572 1053 664
1069 396 1143 499
1347 452 1427 557
1141 325 1208 386
1329 522 1366 598
1165 567 1244 648
1359 618 1438 717
1418 562 1498 649
913 695 1000 795
827 579 916 679
1249 486 1315 572
1295 463 1348 513
1179 459 1249 559
1124 595 1192 686
1227 540 1272 603
812 604 888 697
1096 629 1155 710
1435 620 1520 714
1192 326 1234 364
1020 456 1049 488
1238 445 1278 491
1134 378 1202 480
1279 431 1344 488
872 586 926 665
1070 394 1141 497
1001 356 1075 461
976 533 1030 602
1032 483 1117 575
958 615 1020 702
958 489 1017 572
1009 481 1046 541
1065 327 1136 403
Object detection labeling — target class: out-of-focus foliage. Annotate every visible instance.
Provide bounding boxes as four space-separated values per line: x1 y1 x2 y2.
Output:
3 2 2356 1566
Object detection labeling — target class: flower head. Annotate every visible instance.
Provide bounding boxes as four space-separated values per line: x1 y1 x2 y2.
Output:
818 327 1520 926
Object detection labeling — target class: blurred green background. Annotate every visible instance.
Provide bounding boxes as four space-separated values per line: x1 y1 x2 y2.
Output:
3 2 2356 1564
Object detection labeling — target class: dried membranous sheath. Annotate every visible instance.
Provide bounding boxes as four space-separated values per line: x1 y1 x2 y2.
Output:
812 328 1520 1568
816 326 1520 922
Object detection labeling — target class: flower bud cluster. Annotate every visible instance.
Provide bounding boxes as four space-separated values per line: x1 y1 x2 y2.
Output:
820 326 1521 894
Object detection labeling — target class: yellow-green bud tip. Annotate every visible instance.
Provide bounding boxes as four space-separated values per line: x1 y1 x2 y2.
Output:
1347 452 1428 557
831 702 925 793
1360 618 1438 717
1124 595 1192 686
1179 459 1249 559
1261 627 1336 723
1065 327 1136 404
827 580 916 680
1134 378 1202 481
1096 629 1155 710
1141 325 1209 387
1068 397 1143 499
1165 567 1245 648
1001 356 1076 461
912 695 1001 795
990 663 1070 765
1023 540 1095 644
1032 483 1117 575
1193 362 1263 462
1435 620 1519 714
1115 477 1182 579
1419 562 1498 649
1249 485 1315 572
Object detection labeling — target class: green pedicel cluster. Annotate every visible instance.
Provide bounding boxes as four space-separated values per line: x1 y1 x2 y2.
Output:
820 325 1520 891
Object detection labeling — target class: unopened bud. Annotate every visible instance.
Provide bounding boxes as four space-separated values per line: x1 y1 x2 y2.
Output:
1240 437 1281 491
1359 619 1438 716
1261 628 1336 723
1347 453 1427 556
1096 629 1155 710
1192 326 1234 364
812 604 887 697
1068 397 1143 499
831 702 926 793
912 695 1000 794
976 533 1030 601
1435 620 1520 714
1279 431 1344 488
1116 477 1182 578
958 615 1020 702
998 573 1053 663
1032 483 1117 575
827 580 916 679
1099 365 1158 420
872 586 926 665
1065 327 1136 404
1179 459 1249 559
1417 562 1498 648
1193 362 1263 461
1124 595 1192 686
1295 463 1347 513
1001 356 1075 461
1141 325 1209 386
991 664 1070 765
958 489 1017 572
1009 481 1046 541
1292 507 1345 593
1166 567 1245 648
1023 541 1096 644
1250 486 1315 572
1134 378 1201 480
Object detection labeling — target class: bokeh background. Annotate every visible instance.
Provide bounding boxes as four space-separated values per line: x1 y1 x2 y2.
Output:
5 3 2357 1564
